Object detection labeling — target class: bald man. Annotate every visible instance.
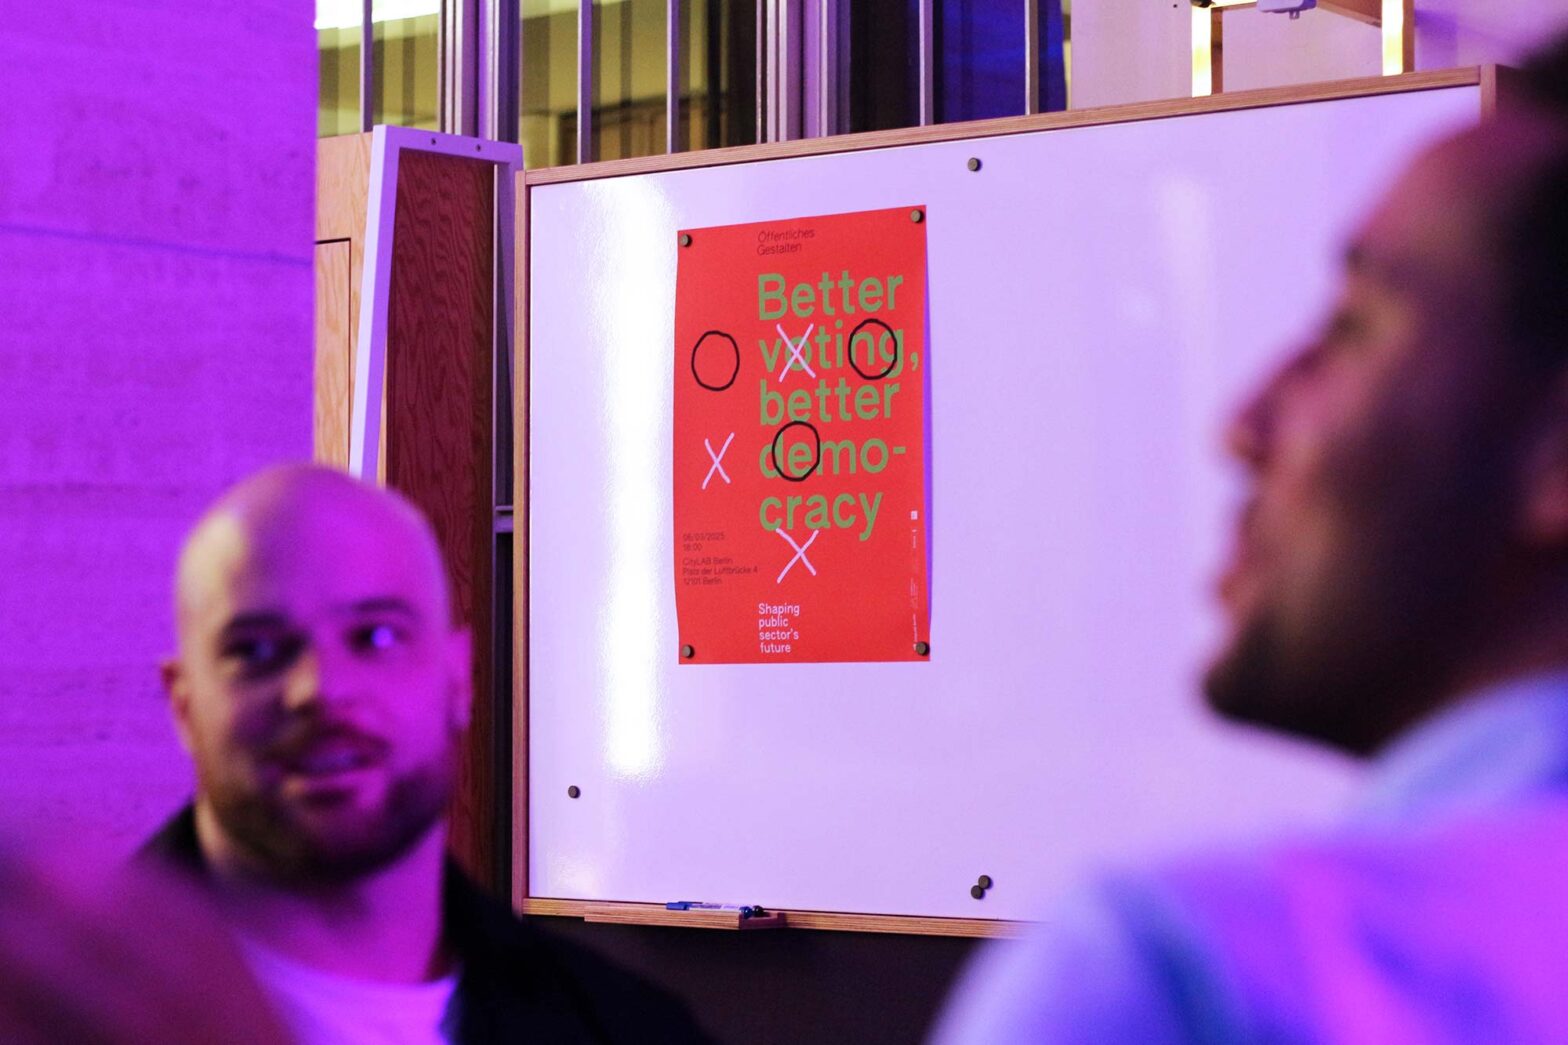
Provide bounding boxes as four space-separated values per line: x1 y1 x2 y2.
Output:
143 465 708 1044
936 34 1568 1045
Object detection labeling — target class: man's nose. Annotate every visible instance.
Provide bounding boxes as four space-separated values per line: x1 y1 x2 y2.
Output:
1224 352 1298 472
281 644 352 712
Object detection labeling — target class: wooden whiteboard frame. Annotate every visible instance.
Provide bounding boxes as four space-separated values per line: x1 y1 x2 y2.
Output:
512 66 1498 938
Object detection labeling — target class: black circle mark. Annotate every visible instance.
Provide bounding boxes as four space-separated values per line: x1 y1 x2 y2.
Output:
848 319 899 381
770 421 821 483
690 330 740 391
976 874 993 889
970 885 985 900
567 785 581 799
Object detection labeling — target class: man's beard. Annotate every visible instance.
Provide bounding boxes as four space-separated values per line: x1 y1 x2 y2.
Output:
1203 600 1418 755
1203 512 1501 756
204 743 456 888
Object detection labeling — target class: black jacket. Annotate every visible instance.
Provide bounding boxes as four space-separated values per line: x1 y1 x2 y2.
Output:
140 808 711 1044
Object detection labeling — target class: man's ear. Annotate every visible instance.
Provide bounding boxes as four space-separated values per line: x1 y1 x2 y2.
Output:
445 627 474 732
160 655 197 755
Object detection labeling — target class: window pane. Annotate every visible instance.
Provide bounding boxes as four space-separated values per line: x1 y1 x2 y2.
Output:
698 0 759 149
317 2 361 137
848 0 1066 133
937 0 1066 119
521 0 757 168
848 0 918 133
590 0 665 162
520 0 579 167
316 1 439 137
373 1 439 130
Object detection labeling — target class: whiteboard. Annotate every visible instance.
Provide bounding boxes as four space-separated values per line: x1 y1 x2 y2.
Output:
526 85 1482 921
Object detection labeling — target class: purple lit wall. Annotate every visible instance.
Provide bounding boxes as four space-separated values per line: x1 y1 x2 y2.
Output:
0 4 314 854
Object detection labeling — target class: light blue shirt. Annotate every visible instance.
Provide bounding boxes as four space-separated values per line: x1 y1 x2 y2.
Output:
932 674 1568 1044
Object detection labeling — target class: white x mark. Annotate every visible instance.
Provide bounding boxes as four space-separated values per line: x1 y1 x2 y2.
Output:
775 528 820 583
776 323 817 382
702 432 734 489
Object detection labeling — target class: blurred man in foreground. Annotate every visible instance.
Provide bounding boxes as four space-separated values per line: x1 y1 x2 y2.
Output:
0 843 286 1044
145 465 707 1043
937 35 1568 1044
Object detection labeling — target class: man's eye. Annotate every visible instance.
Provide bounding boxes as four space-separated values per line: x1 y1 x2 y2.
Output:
222 635 298 675
353 622 405 653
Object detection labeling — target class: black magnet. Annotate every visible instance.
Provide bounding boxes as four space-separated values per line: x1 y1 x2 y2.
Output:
567 785 581 799
977 875 993 890
914 641 930 656
910 209 924 223
970 885 985 900
681 644 696 659
679 233 693 247
967 157 982 172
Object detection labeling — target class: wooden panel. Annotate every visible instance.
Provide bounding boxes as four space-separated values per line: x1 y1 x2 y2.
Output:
313 240 353 466
1321 0 1380 26
314 133 372 472
1212 8 1226 96
521 899 1026 939
525 68 1482 187
385 149 497 889
316 134 373 243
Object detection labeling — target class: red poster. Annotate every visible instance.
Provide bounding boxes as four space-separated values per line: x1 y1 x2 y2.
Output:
673 206 930 664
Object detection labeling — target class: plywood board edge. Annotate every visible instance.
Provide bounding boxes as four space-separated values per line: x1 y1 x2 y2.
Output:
510 165 532 914
521 899 1029 939
524 68 1482 187
1480 64 1522 120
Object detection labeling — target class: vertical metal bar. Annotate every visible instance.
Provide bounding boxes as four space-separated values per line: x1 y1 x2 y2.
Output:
1023 0 1040 116
755 0 766 144
482 0 497 139
766 0 780 141
576 0 594 163
916 0 934 126
667 0 682 152
439 1 450 130
1212 8 1224 95
817 0 837 136
360 0 374 131
463 0 481 136
778 0 801 140
705 0 723 148
485 0 520 141
446 0 481 136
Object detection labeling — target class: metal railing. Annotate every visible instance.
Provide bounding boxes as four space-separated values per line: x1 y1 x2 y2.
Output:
342 2 1066 157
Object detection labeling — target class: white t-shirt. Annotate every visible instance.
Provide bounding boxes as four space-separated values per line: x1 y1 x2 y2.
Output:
239 938 459 1045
